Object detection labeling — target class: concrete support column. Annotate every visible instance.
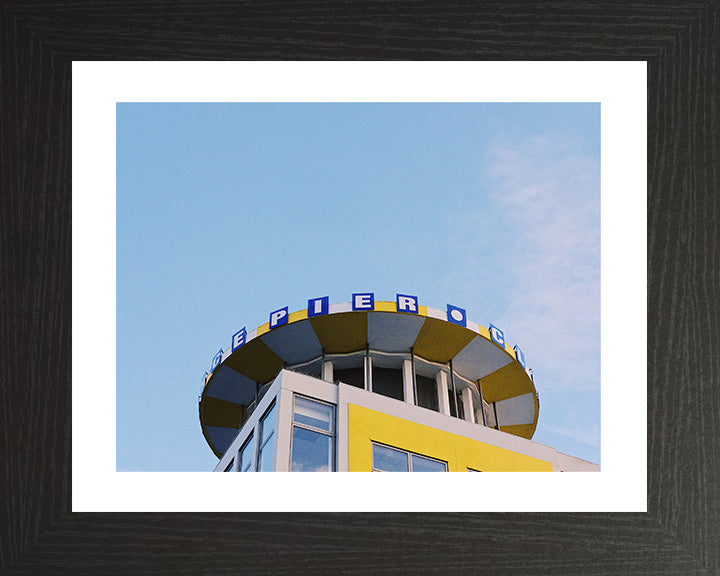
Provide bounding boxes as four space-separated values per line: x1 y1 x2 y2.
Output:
436 370 450 416
364 355 372 391
402 359 415 405
322 360 333 383
475 380 487 426
461 386 475 424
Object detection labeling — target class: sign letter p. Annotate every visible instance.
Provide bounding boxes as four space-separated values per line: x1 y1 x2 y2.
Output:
269 306 289 329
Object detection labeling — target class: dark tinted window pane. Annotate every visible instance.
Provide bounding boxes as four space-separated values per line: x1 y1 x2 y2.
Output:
335 367 364 388
372 444 409 471
292 361 321 379
447 386 457 417
372 367 404 401
415 374 438 411
257 383 271 404
411 453 447 472
291 427 333 471
456 393 464 419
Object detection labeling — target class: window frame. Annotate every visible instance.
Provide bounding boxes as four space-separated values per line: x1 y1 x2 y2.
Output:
257 400 277 472
289 394 336 472
238 433 255 472
370 441 448 472
410 452 448 472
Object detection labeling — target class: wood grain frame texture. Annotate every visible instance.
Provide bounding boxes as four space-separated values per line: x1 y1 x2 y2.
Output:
1 1 718 574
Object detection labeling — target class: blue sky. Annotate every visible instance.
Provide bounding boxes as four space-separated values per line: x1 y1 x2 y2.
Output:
117 102 600 471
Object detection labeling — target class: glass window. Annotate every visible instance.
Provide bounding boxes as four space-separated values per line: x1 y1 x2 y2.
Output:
415 374 438 412
447 386 458 418
294 396 333 432
288 358 322 379
258 435 275 472
260 403 276 442
330 353 366 388
411 453 447 472
239 435 255 472
372 443 409 472
456 392 465 419
223 459 234 472
257 382 270 404
257 402 276 472
334 367 364 388
291 427 333 471
290 396 335 472
372 367 404 401
371 442 447 472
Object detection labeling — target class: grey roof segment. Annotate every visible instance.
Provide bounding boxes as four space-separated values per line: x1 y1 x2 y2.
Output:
204 365 257 405
206 425 240 455
260 319 323 365
367 311 425 352
451 335 512 382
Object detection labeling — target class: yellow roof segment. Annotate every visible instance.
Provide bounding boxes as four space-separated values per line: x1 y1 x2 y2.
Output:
310 312 368 354
412 317 477 364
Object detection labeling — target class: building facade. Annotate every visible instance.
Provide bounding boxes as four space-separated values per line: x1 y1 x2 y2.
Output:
199 294 598 472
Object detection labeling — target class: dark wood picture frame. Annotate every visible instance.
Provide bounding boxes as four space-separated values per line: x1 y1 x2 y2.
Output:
1 2 718 574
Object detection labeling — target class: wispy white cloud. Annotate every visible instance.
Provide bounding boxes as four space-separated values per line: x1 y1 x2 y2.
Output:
486 134 601 395
549 423 601 449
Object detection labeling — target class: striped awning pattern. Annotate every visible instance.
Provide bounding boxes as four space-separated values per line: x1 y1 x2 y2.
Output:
199 301 538 457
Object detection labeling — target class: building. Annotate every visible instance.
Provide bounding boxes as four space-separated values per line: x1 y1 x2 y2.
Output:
198 293 599 472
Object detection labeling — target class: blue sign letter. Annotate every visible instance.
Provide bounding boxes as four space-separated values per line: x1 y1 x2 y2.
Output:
352 292 374 311
447 304 467 327
269 306 289 329
232 327 247 352
308 296 329 317
211 349 223 371
396 294 419 314
489 324 505 347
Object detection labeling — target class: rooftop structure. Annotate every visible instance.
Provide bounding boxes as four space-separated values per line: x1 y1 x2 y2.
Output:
199 293 598 472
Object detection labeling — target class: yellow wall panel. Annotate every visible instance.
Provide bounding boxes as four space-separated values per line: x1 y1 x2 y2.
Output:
348 404 551 472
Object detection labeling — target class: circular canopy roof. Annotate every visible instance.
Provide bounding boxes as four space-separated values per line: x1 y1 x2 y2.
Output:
199 300 538 457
